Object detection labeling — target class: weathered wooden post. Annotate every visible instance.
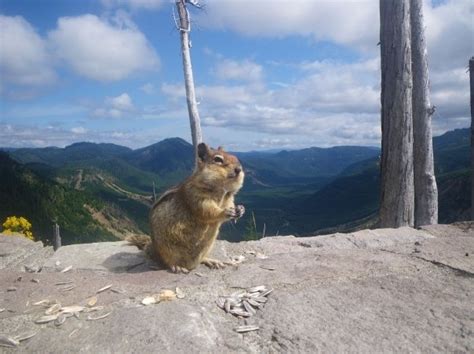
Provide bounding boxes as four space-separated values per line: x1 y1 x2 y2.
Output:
175 0 203 165
410 0 438 227
470 57 474 220
379 0 415 227
53 222 61 251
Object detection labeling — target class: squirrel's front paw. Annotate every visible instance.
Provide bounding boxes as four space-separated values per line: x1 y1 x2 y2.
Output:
225 205 245 220
235 205 245 219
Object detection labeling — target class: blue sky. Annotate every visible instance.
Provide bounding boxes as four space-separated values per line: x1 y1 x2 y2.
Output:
0 0 472 151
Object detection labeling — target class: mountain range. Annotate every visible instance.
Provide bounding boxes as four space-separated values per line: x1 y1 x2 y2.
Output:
1 128 470 244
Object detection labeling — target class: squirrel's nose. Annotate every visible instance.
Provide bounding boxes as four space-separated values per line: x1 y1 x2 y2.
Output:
234 167 242 175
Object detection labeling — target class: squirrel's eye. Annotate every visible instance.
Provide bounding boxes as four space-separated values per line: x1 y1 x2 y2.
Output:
213 155 224 164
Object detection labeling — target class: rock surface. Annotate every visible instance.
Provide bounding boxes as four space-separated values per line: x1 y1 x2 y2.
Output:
0 223 473 353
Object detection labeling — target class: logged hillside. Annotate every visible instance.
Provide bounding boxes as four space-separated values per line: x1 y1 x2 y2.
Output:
2 128 470 242
0 152 119 244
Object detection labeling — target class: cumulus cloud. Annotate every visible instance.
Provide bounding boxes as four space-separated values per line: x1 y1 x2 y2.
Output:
140 83 156 94
213 59 263 83
71 126 88 134
160 57 382 146
188 0 471 147
0 15 56 94
197 0 379 52
48 14 159 81
93 93 136 118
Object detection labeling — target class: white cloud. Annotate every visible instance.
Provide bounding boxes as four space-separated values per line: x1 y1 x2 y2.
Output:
93 93 136 118
213 58 263 83
198 0 379 52
48 14 159 81
160 57 382 146
140 83 156 94
71 126 88 134
424 0 473 71
0 15 56 90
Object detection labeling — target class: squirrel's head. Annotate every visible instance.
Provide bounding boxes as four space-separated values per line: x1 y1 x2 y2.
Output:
196 143 244 193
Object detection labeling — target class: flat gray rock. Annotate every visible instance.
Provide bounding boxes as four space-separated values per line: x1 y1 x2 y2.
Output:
0 235 53 272
0 223 472 353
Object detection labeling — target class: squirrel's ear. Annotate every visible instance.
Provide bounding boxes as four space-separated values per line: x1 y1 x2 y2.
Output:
217 146 224 151
197 143 209 161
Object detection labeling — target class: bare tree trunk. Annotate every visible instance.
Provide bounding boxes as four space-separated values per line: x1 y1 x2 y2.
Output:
53 223 61 251
176 0 202 163
470 57 474 220
379 0 415 228
410 0 438 227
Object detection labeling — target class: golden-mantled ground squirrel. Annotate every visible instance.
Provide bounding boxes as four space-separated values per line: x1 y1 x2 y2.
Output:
128 143 245 273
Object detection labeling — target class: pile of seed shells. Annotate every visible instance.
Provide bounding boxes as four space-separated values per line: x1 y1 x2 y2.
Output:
216 285 272 317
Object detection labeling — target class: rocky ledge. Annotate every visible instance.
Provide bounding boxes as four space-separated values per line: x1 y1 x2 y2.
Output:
0 223 473 353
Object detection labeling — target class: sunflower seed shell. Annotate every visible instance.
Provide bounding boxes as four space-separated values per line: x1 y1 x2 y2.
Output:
234 325 260 333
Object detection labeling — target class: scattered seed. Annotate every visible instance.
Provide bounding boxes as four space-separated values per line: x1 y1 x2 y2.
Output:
83 306 104 313
260 288 273 297
87 297 98 307
141 296 158 306
24 265 40 273
16 276 23 282
246 298 261 308
175 287 185 299
231 290 246 299
224 299 231 313
7 287 17 292
232 255 246 264
60 306 85 314
87 312 111 321
14 332 37 342
33 300 51 306
234 325 259 333
230 309 251 317
31 278 40 283
54 314 67 326
256 252 268 259
247 286 266 293
96 284 112 294
0 335 19 348
216 297 225 309
69 329 79 338
60 265 72 273
243 300 256 315
259 265 275 271
0 308 5 313
60 285 76 292
194 272 204 277
55 261 61 266
55 280 74 286
35 314 59 324
159 289 176 301
45 303 61 315
217 285 273 318
110 288 124 294
253 296 268 303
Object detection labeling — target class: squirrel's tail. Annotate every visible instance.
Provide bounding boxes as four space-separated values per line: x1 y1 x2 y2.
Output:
126 235 151 250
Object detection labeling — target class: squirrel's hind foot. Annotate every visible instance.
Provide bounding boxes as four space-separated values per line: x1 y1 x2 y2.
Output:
201 257 226 269
170 265 190 274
